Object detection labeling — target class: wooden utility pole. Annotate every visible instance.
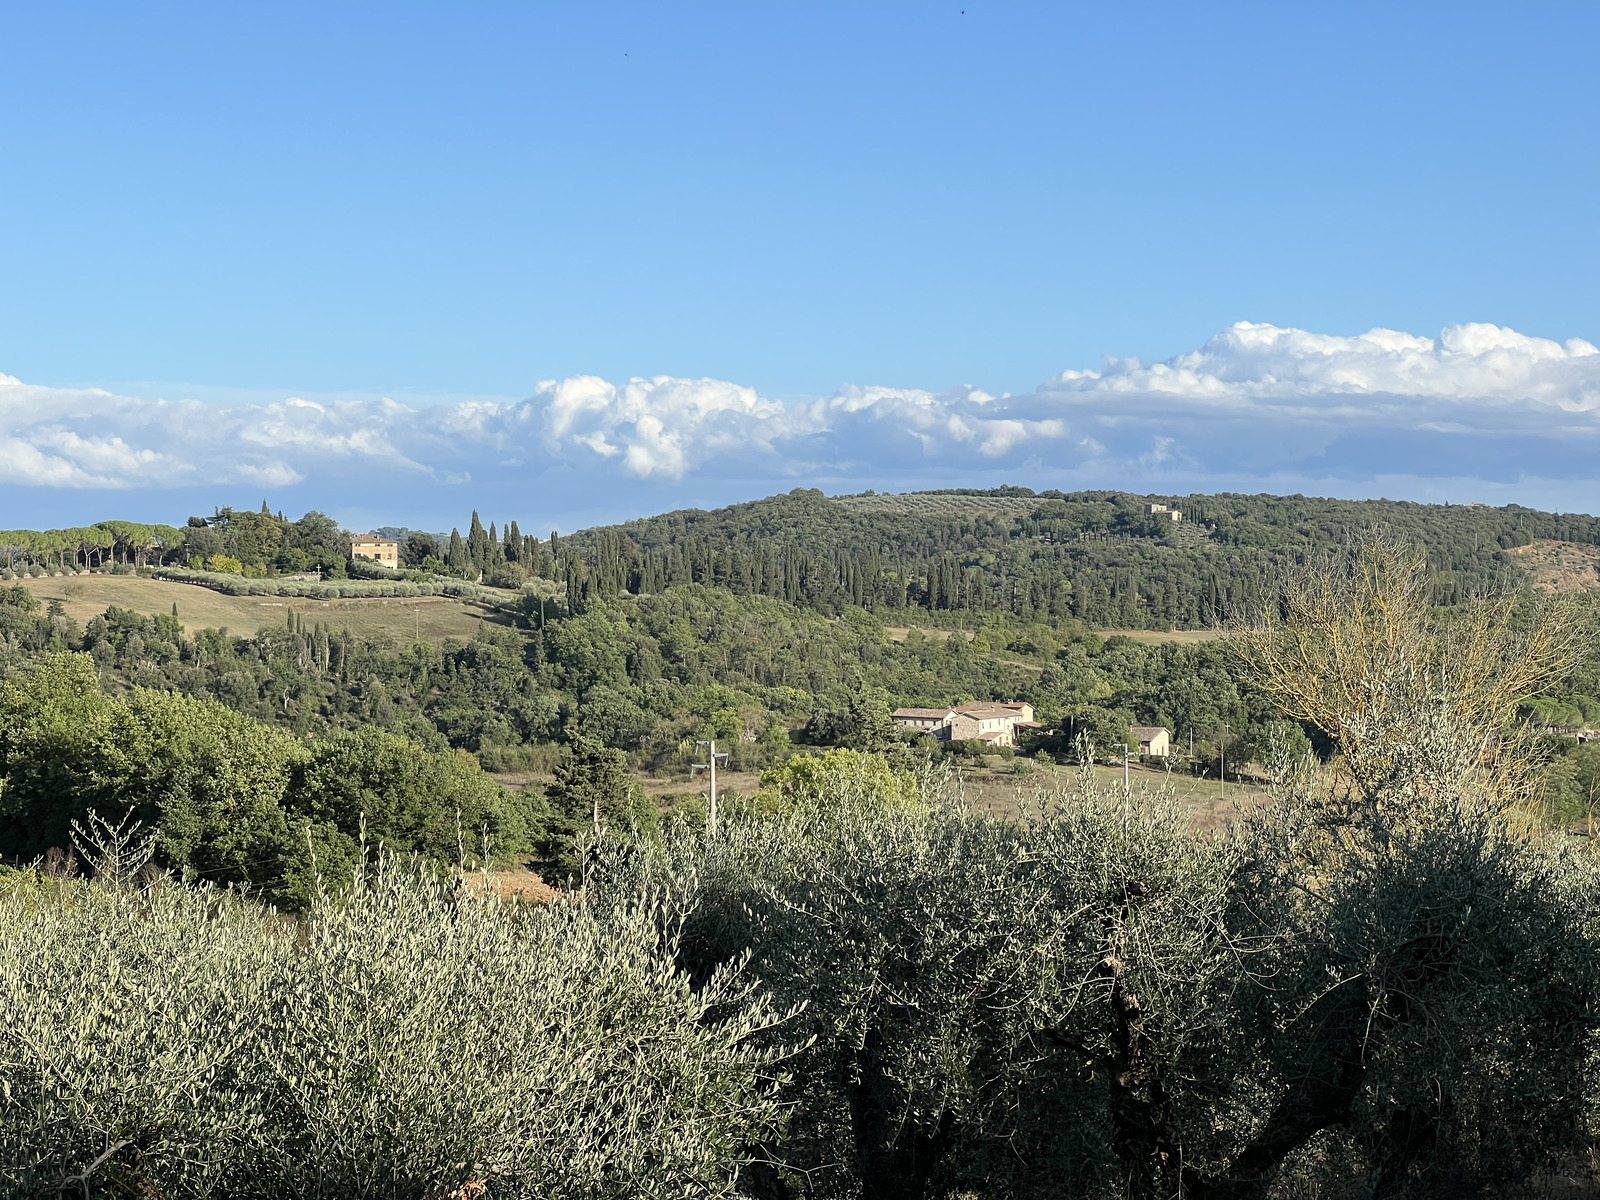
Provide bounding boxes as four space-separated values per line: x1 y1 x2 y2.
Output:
691 739 729 839
1122 742 1130 794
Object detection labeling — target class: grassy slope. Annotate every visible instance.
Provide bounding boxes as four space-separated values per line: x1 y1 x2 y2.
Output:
17 574 509 643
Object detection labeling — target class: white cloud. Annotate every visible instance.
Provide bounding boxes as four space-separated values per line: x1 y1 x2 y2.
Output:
1047 321 1599 415
1 320 1597 521
532 374 796 477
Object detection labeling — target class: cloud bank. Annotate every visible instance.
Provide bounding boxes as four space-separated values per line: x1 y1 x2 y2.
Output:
2 321 1596 526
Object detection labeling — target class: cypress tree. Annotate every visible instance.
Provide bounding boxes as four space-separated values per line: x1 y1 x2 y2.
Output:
447 528 470 576
467 512 490 574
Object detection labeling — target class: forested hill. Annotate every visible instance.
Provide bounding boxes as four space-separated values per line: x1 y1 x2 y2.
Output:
562 487 1600 630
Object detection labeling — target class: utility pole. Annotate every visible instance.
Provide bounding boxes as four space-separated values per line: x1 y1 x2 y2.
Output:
691 739 729 840
1221 721 1230 801
1122 743 1130 794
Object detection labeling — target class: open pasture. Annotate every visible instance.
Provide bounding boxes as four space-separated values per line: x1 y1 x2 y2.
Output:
15 573 508 643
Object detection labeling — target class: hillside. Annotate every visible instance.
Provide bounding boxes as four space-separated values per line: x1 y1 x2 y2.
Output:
566 487 1600 629
1506 539 1600 593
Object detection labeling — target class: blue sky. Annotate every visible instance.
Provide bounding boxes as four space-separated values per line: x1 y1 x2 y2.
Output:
1 1 1596 532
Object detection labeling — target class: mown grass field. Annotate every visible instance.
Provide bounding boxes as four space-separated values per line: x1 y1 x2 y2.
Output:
1096 627 1222 644
16 573 509 643
949 758 1265 831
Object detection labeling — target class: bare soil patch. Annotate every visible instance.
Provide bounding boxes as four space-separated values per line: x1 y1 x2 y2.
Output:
465 867 558 905
1506 540 1600 593
1096 628 1222 645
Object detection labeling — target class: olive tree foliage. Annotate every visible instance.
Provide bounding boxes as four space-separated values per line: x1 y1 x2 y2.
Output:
1222 782 1600 1199
590 760 1262 1200
0 834 792 1200
588 538 1600 1200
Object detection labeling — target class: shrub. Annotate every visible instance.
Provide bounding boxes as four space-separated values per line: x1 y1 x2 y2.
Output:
754 747 921 812
0 852 792 1198
287 727 542 869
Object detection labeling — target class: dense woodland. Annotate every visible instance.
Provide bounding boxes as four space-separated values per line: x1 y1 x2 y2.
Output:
561 487 1600 626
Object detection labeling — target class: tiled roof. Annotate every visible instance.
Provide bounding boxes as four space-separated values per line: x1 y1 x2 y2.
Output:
955 703 1015 718
1129 726 1169 740
893 707 954 719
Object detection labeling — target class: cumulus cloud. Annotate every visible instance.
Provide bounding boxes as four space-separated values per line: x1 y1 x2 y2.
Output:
1 320 1597 522
1048 321 1597 413
532 374 798 476
1016 321 1600 489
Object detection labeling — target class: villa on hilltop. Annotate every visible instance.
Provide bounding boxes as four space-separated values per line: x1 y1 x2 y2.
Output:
351 536 400 570
892 701 1039 748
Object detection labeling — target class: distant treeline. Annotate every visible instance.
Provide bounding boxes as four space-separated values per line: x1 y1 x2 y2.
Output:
553 487 1600 628
7 488 1595 630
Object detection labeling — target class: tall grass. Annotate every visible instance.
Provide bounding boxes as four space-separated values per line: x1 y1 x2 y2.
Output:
0 847 791 1198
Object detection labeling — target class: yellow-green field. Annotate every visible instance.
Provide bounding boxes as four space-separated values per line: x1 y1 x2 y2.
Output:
16 573 510 643
581 758 1262 834
884 625 1220 647
948 758 1265 830
1096 628 1222 645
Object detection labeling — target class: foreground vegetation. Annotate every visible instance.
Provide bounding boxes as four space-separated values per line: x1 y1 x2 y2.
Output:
14 744 1597 1199
1 830 788 1199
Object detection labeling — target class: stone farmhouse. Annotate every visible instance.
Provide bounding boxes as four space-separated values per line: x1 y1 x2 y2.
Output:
1129 725 1171 756
1144 503 1183 522
892 701 1039 748
351 536 400 570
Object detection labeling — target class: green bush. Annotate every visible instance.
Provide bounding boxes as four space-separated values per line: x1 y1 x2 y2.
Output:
287 727 545 866
0 656 548 909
